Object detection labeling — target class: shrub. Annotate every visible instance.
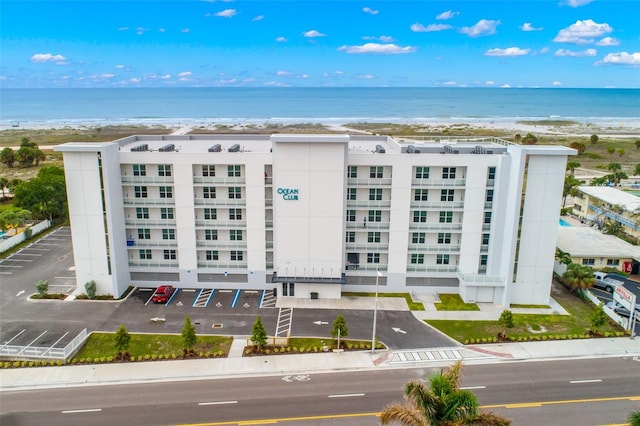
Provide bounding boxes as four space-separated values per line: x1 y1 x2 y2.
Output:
244 349 252 356
28 361 34 367
205 352 211 358
293 347 298 352
264 349 270 354
144 354 150 361
36 280 49 297
85 280 97 299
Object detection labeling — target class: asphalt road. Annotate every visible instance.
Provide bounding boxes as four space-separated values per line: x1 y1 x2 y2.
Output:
1 358 638 426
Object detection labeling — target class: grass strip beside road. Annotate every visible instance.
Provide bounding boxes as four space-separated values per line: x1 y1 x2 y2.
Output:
435 294 480 311
342 292 425 311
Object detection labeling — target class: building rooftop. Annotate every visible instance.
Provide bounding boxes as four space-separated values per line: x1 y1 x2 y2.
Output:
578 186 640 212
556 226 640 260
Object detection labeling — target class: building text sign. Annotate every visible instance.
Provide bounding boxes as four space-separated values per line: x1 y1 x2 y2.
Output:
277 188 299 201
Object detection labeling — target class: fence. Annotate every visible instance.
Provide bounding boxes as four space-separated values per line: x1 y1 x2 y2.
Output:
581 290 631 330
0 328 88 361
0 219 52 253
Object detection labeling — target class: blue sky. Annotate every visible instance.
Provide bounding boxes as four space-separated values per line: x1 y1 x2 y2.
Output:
1 0 639 88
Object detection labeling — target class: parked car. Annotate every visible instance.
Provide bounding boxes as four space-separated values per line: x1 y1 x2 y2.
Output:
592 272 625 293
605 301 640 318
152 285 175 303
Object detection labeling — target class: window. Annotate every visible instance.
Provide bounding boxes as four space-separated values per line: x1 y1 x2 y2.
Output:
347 188 357 201
607 259 620 266
229 187 241 199
347 210 356 222
161 208 174 219
440 189 454 202
370 166 383 178
139 249 152 260
159 186 173 198
436 254 450 265
480 254 488 266
368 210 382 222
348 166 358 178
413 211 427 223
162 229 175 240
346 231 355 243
133 164 146 176
369 188 382 201
230 230 243 241
411 254 424 264
368 232 381 243
163 249 176 260
488 167 496 180
482 233 490 245
228 165 241 177
367 253 380 264
412 232 425 244
203 165 215 177
414 189 428 201
206 250 219 261
136 207 149 219
203 187 216 199
137 228 151 239
205 229 218 240
231 250 243 261
486 189 494 203
439 211 453 223
158 164 171 176
229 208 242 220
582 258 595 266
442 167 456 179
134 186 148 198
438 233 451 244
204 208 217 220
484 211 492 224
415 166 429 179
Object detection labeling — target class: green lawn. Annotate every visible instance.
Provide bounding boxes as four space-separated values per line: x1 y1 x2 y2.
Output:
435 294 480 311
342 292 425 311
74 332 232 360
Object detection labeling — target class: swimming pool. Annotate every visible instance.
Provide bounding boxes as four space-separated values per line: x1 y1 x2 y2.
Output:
559 218 571 227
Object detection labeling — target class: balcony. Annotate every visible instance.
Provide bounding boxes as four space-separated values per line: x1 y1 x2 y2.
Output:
347 177 392 186
406 265 458 273
196 241 247 249
195 219 247 228
346 200 392 208
129 240 178 248
197 261 248 269
408 222 463 231
407 244 461 252
194 198 246 206
123 197 175 206
346 222 390 230
128 260 179 268
411 178 466 187
410 200 464 209
125 219 176 227
122 176 174 184
484 201 493 209
193 176 246 185
345 242 390 251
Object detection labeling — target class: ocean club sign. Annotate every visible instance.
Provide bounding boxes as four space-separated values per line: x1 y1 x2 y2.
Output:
277 187 299 201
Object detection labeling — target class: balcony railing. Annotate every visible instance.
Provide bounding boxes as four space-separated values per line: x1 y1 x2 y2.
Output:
129 240 178 248
411 178 466 187
128 260 179 268
195 219 247 228
125 219 177 227
196 261 248 269
122 176 174 184
408 222 463 231
192 176 246 185
196 241 247 249
345 242 390 251
123 197 175 206
410 200 464 209
406 265 458 273
194 198 246 206
407 244 461 252
346 200 392 208
346 222 390 230
347 177 392 186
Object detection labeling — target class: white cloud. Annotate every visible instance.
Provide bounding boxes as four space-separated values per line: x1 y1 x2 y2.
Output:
521 23 543 31
276 70 291 76
219 78 237 84
411 23 452 32
596 37 619 46
303 30 325 38
554 48 597 57
118 27 129 31
564 0 593 7
276 36 287 42
540 47 550 54
337 43 417 54
214 9 237 18
553 81 562 86
101 73 115 79
443 81 457 86
363 7 379 15
252 15 264 22
460 19 500 37
363 35 394 42
554 19 612 44
501 84 511 88
115 64 125 69
178 71 192 78
275 70 308 78
159 28 166 33
129 78 141 83
485 80 496 86
355 74 375 79
181 28 190 33
436 10 459 20
484 47 530 56
30 53 67 64
598 52 640 65
160 74 171 80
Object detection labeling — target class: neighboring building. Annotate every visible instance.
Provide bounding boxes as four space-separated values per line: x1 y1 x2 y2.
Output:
55 134 574 305
556 226 640 274
572 186 640 239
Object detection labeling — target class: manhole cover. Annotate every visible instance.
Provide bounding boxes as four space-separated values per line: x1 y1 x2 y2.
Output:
212 323 223 329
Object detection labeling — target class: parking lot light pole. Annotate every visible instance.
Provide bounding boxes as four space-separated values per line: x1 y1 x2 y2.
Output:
371 270 383 353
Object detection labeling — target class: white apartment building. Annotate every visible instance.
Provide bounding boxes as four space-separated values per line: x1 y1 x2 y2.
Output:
55 134 574 306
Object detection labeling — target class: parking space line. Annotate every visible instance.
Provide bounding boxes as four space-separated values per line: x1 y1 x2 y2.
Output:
231 289 241 308
54 276 76 279
22 248 51 251
0 265 23 268
5 259 33 262
48 332 70 350
1 329 26 346
0 272 12 275
166 288 180 305
144 290 157 306
18 331 48 356
193 289 214 307
192 289 204 307
13 252 43 256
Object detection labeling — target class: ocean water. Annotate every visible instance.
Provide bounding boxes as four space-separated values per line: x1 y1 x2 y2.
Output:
1 87 639 127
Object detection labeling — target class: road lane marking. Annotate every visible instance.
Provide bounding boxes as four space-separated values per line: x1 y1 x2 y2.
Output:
198 401 238 406
328 393 365 398
461 385 486 390
483 395 639 409
569 379 602 384
179 412 381 426
62 408 102 414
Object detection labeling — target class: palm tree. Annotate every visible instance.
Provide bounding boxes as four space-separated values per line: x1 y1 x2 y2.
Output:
381 360 511 426
627 408 640 426
521 133 537 145
566 161 580 176
0 177 8 200
602 219 622 236
634 163 640 176
555 248 572 266
562 263 595 292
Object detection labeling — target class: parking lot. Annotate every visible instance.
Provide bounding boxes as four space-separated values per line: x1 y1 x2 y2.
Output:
129 287 270 311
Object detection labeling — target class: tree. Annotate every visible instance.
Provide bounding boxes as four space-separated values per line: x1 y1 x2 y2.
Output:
13 166 67 221
627 408 640 426
20 137 37 148
331 314 349 348
590 303 607 335
562 175 581 208
182 316 197 353
617 148 625 158
498 310 514 339
0 207 31 232
36 280 49 297
635 140 640 151
85 280 97 299
114 324 131 357
602 219 622 236
0 147 15 168
606 145 616 158
555 248 572 266
590 134 599 145
381 360 511 426
562 263 595 292
15 146 37 167
568 142 586 154
521 133 537 145
251 315 268 351
635 163 640 176
0 177 8 200
590 176 608 186
514 134 521 144
565 161 581 176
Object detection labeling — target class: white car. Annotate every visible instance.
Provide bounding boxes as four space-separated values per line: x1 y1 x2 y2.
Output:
592 272 624 293
606 301 640 318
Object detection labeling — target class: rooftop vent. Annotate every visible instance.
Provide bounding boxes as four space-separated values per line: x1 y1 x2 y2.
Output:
159 144 175 152
228 144 240 152
131 144 148 152
375 144 386 154
406 145 420 154
208 144 222 153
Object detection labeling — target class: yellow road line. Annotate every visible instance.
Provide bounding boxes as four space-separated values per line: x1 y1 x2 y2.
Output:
483 395 639 409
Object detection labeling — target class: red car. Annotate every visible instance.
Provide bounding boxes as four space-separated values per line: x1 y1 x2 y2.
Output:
152 285 175 303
